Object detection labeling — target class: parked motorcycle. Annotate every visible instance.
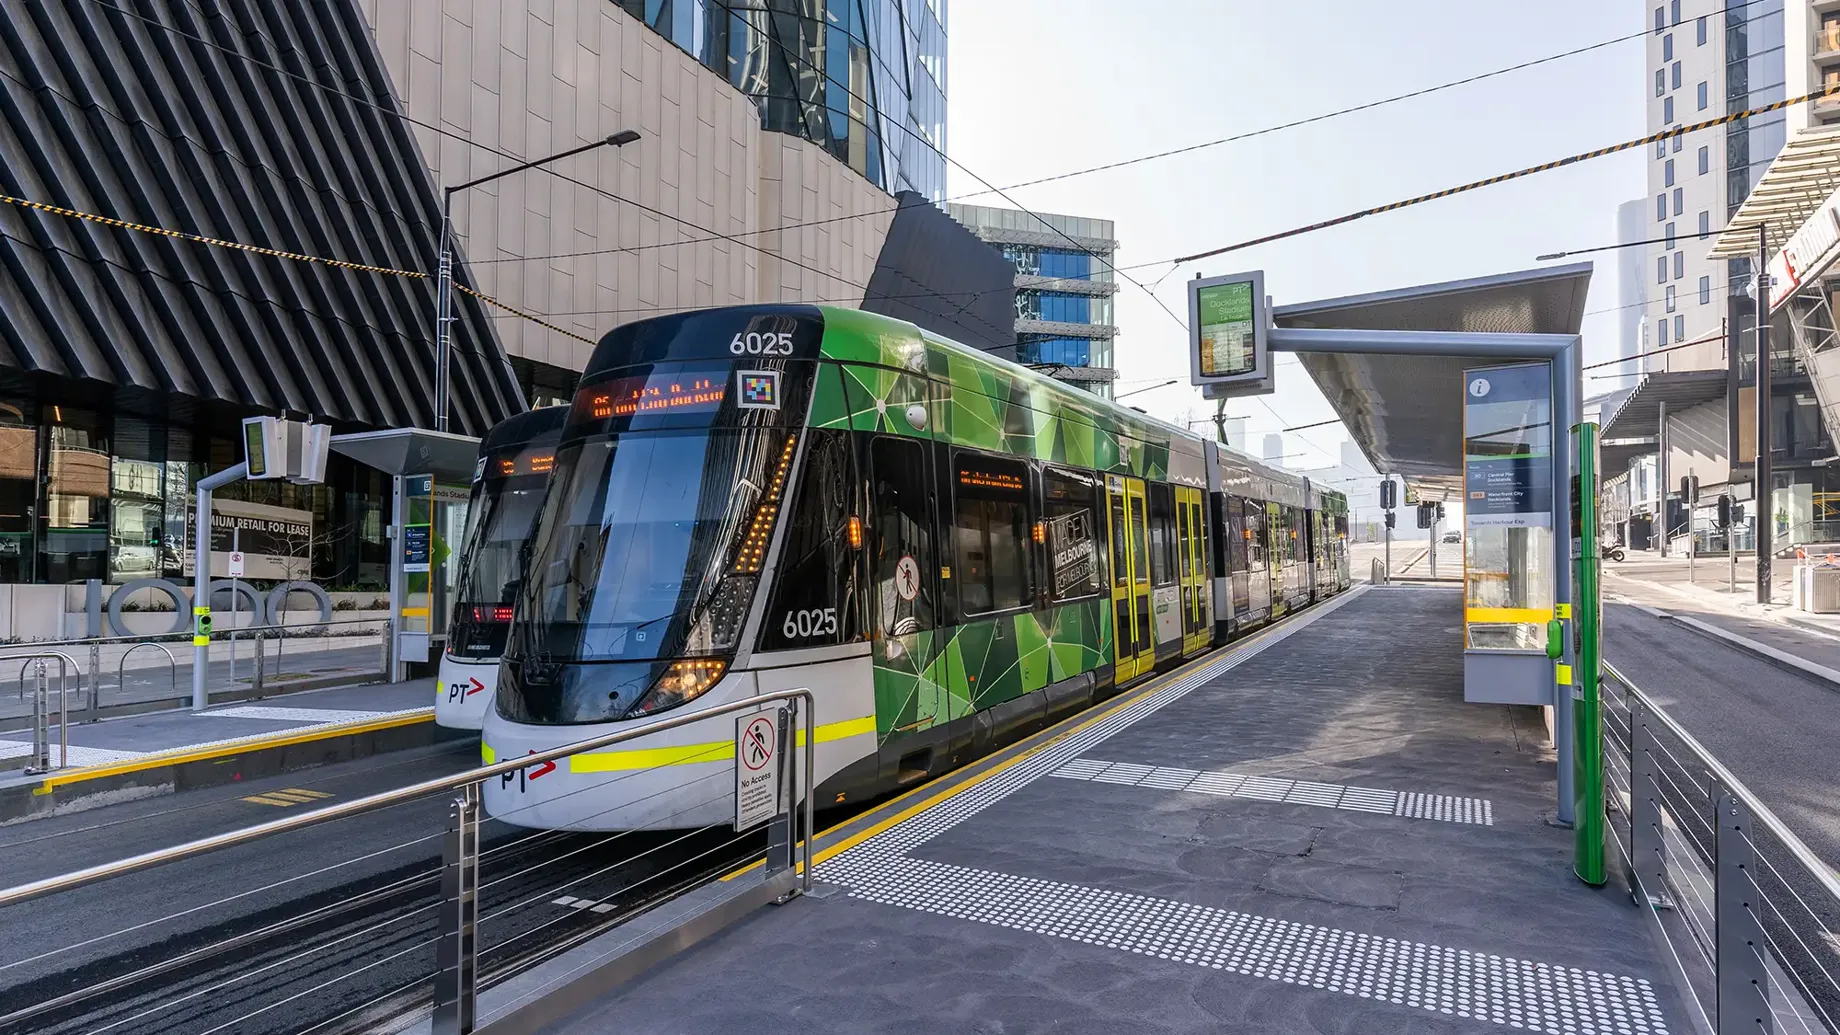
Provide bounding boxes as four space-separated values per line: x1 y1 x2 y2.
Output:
1604 545 1626 562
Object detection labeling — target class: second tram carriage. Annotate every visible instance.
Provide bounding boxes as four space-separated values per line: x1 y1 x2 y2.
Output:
436 406 566 729
480 305 1349 830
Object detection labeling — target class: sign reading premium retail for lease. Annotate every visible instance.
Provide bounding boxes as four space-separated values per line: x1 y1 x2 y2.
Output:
1463 363 1554 528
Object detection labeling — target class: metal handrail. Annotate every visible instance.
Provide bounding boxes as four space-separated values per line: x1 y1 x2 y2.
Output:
0 615 387 653
15 653 73 701
116 642 177 696
0 686 817 907
1605 659 1840 908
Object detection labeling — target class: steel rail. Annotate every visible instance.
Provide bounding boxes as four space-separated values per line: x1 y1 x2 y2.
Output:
0 687 815 907
1604 661 1840 910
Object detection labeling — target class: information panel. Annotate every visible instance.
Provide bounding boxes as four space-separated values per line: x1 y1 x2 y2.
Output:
1187 270 1271 395
1462 362 1555 653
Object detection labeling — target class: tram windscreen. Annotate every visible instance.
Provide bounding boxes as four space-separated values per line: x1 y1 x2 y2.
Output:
448 444 556 658
503 353 813 725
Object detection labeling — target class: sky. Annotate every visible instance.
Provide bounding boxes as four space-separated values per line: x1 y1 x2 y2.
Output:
943 0 1647 483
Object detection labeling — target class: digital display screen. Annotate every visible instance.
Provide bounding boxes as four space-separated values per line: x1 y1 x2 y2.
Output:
492 451 555 479
958 466 1025 493
1195 280 1256 378
244 422 267 477
578 373 726 421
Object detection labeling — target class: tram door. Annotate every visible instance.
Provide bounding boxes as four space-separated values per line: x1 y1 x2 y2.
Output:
1106 475 1154 683
1175 486 1209 655
1266 501 1288 619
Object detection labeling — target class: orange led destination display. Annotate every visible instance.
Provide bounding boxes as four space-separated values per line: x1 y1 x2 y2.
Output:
580 375 726 421
492 451 556 478
957 467 1024 492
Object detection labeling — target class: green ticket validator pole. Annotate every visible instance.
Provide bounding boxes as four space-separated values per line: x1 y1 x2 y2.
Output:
1569 421 1605 886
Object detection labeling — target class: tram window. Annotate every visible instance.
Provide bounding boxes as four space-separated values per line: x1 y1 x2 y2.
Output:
1109 485 1128 588
952 452 1033 614
870 437 935 637
1043 467 1101 601
1223 495 1246 574
1148 483 1175 587
760 430 863 651
1243 499 1266 568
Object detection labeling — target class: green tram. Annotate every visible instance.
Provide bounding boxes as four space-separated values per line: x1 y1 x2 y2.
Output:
480 305 1351 831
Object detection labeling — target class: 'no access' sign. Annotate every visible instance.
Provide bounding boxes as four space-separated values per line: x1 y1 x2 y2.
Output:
735 711 785 830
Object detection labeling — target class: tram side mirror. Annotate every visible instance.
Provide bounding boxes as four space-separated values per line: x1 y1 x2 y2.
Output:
1546 620 1563 660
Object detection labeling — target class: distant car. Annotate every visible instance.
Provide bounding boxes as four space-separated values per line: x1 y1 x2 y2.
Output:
1440 531 1461 544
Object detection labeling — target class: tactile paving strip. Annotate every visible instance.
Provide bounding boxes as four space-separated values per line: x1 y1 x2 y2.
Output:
815 586 1668 1034
1048 758 1495 826
843 855 1667 1035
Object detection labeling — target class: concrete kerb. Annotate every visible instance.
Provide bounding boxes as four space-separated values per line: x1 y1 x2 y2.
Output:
1606 573 1840 691
0 708 461 825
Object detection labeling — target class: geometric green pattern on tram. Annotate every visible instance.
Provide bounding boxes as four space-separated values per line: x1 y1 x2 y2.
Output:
812 306 1172 481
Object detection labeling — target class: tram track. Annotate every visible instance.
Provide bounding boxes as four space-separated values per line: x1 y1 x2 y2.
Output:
0 823 763 1035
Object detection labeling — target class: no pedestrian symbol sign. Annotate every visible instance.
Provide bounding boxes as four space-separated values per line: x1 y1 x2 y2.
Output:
734 712 784 830
227 552 245 578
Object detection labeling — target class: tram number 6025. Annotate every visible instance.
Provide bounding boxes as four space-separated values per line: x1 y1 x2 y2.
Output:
730 331 795 356
782 607 838 640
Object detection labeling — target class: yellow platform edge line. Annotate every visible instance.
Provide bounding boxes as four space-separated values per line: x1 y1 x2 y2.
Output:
722 604 1319 883
36 710 435 792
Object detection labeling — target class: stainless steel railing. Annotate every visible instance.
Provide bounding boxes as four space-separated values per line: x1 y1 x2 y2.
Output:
1603 662 1840 1033
0 687 817 1034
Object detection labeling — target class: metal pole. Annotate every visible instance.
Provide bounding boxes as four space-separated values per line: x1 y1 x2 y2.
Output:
29 660 47 773
1730 503 1738 596
1756 227 1774 605
1628 701 1671 909
1715 786 1770 1033
1428 515 1438 579
193 463 247 711
1553 351 1580 827
1688 469 1696 583
86 642 99 723
1657 400 1669 558
432 784 480 1035
229 527 239 686
434 189 455 434
803 694 815 893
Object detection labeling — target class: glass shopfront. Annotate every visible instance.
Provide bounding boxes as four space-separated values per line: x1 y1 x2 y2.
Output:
0 386 391 590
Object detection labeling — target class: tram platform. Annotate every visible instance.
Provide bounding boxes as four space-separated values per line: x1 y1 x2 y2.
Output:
0 677 450 823
543 584 1693 1035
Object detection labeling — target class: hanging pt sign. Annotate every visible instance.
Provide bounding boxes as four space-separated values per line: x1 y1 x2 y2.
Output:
1187 270 1274 399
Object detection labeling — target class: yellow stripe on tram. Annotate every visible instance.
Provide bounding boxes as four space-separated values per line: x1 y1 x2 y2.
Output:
479 715 879 775
1465 607 1554 625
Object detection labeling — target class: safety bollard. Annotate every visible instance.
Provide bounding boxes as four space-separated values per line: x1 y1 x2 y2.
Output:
252 632 265 698
86 643 101 723
1715 786 1769 1034
432 785 480 1035
27 660 49 774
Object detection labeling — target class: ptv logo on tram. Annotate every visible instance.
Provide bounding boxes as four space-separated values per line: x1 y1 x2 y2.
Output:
445 676 487 703
500 750 557 793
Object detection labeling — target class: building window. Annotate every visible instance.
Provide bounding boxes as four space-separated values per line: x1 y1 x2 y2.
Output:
1656 6 1665 33
1665 159 1675 187
951 452 1032 615
1699 145 1710 174
1666 285 1677 312
1656 69 1666 97
1675 315 1685 340
1665 222 1677 248
1699 211 1711 238
1671 61 1681 90
1700 276 1711 304
1659 318 1669 345
1698 15 1707 44
1664 34 1673 61
1664 96 1675 123
1673 132 1683 153
1658 256 1668 284
1658 194 1668 221
1674 187 1683 215
1674 251 1684 279
1698 81 1708 110
1671 0 1680 22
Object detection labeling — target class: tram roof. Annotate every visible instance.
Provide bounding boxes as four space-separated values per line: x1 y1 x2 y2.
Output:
1272 263 1593 501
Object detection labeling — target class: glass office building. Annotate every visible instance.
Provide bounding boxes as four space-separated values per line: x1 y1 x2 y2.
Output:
947 204 1120 397
615 0 949 200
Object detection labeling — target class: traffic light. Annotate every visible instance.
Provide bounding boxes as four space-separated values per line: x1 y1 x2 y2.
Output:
1380 480 1396 510
1717 494 1733 529
1679 475 1699 504
1416 503 1434 529
1436 502 1446 521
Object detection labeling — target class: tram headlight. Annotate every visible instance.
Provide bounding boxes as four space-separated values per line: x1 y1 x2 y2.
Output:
627 658 728 717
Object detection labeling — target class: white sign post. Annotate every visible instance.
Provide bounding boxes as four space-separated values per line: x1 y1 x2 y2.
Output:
734 711 784 831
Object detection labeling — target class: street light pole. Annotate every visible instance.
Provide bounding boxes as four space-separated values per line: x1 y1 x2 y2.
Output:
1756 226 1773 605
432 130 641 432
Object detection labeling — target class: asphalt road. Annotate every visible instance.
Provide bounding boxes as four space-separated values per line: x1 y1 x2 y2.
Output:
0 741 765 1035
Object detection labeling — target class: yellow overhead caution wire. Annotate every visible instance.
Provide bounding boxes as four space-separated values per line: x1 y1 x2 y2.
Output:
455 284 599 345
1171 83 1840 266
0 192 428 279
